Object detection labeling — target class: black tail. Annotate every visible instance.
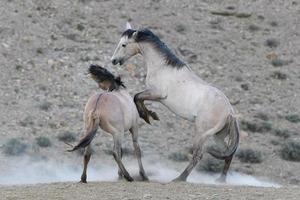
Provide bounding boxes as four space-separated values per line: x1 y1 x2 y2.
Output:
67 118 99 152
208 115 240 159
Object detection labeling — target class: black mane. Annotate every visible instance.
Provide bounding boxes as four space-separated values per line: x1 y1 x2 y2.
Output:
122 28 186 68
88 65 126 91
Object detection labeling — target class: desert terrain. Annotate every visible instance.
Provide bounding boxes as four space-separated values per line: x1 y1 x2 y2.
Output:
0 0 300 199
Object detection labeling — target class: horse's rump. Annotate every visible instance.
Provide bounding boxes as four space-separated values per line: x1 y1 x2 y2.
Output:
208 115 240 159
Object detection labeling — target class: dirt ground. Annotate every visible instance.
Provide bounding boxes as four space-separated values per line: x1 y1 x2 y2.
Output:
0 0 300 199
1 182 300 200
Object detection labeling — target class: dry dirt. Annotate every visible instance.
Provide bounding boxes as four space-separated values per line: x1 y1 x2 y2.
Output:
0 0 300 199
1 182 300 200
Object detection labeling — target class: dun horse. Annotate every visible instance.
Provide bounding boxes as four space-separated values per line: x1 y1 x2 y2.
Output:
111 23 240 182
67 64 148 182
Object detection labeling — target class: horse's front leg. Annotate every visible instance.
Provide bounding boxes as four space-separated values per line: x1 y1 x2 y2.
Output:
134 88 165 124
130 126 149 181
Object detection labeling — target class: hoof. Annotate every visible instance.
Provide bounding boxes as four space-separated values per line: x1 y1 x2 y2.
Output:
140 172 149 182
142 176 149 182
139 110 151 124
80 174 87 183
79 180 87 184
215 175 226 183
118 175 124 180
149 111 159 121
171 177 186 182
125 176 134 182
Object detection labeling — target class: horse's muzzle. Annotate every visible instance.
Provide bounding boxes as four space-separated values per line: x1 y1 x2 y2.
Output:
112 59 118 65
112 58 124 66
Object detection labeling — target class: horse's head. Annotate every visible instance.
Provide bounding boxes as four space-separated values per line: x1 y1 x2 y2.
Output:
111 22 140 65
88 64 125 91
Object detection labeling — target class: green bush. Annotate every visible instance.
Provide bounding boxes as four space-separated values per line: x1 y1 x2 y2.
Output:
285 114 300 123
260 122 273 132
241 120 272 133
3 138 27 156
280 140 300 161
35 136 52 148
197 158 223 173
270 139 280 146
57 131 76 143
39 101 52 111
271 128 290 138
264 38 279 48
271 58 288 67
271 71 287 80
240 120 259 132
168 151 189 162
248 24 260 32
254 112 269 121
236 148 263 163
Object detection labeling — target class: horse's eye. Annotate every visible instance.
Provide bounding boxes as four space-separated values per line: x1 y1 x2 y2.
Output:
122 44 126 48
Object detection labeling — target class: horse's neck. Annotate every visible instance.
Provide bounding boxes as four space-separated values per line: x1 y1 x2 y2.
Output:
140 43 166 75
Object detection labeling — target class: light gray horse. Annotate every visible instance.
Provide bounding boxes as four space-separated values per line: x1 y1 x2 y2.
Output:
111 23 239 182
67 64 148 182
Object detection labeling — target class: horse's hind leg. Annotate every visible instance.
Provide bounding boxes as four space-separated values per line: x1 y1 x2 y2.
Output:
172 115 228 182
80 145 92 183
112 133 134 182
172 134 208 182
118 148 124 180
216 154 233 183
130 126 149 181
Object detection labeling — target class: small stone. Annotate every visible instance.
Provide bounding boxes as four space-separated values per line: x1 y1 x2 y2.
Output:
241 83 249 90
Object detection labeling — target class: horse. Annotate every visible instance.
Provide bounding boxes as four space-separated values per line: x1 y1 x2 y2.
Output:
66 64 149 182
110 22 240 183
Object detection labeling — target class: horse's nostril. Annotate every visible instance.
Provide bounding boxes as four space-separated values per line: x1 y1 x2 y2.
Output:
112 59 118 65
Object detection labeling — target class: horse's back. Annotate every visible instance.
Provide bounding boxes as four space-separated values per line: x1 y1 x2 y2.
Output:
85 91 137 132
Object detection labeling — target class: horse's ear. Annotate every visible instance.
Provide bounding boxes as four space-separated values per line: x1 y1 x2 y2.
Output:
126 22 132 30
132 30 139 40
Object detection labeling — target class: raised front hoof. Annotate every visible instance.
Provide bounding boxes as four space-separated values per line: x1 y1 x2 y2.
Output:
215 175 226 183
139 110 151 124
149 111 159 121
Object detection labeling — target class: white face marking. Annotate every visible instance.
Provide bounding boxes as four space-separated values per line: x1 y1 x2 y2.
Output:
111 35 139 65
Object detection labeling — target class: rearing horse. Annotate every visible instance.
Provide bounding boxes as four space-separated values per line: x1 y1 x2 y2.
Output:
111 23 239 182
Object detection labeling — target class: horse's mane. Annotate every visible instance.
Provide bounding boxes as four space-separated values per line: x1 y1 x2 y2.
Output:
123 28 186 69
88 65 126 91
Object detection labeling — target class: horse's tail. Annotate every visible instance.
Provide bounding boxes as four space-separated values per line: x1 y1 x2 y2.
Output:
68 116 99 152
67 98 101 151
208 114 240 159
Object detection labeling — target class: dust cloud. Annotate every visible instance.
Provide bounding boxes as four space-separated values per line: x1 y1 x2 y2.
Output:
0 157 279 188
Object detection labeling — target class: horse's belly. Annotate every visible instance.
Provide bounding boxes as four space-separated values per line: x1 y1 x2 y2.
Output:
161 96 199 121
